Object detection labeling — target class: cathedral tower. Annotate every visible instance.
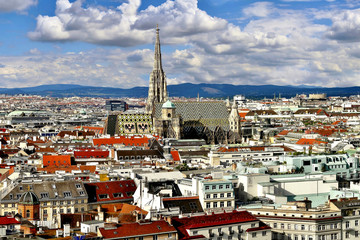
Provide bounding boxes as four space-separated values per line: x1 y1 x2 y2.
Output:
146 25 168 113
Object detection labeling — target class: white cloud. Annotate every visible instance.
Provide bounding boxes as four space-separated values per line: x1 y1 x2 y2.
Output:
243 2 275 18
29 0 227 46
327 9 360 42
18 0 360 88
0 0 37 13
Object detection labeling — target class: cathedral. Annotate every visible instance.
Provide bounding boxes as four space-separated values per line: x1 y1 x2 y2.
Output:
105 26 242 144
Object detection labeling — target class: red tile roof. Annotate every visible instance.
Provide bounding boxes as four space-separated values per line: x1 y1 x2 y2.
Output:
163 196 199 201
37 165 96 174
172 211 257 240
84 180 137 203
75 126 104 134
93 136 151 147
246 224 271 232
99 220 176 239
296 138 328 145
171 150 181 161
74 149 109 159
0 216 21 225
43 155 71 167
277 130 290 136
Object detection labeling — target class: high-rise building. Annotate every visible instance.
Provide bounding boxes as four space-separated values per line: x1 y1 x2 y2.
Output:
146 25 168 114
105 100 127 112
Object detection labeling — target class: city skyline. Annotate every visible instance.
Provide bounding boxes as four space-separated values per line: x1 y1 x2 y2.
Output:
1 0 360 89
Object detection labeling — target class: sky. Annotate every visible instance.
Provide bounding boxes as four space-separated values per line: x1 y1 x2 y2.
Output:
1 0 360 89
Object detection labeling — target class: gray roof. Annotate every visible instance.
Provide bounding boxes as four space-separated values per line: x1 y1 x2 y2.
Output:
154 101 229 132
1 180 87 203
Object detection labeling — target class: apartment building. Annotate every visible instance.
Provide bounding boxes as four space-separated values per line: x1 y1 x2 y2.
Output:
248 200 342 240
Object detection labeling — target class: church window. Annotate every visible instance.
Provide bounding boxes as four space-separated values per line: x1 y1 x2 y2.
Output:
168 113 171 118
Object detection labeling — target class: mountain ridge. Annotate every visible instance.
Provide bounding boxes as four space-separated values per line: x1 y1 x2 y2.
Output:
0 83 358 98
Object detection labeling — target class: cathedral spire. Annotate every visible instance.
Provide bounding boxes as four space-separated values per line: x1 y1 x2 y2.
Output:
146 24 168 114
153 24 163 71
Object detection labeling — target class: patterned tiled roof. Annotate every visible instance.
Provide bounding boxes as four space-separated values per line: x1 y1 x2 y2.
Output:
154 101 229 131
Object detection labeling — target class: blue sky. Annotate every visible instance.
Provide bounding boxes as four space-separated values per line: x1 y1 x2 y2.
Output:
0 0 360 88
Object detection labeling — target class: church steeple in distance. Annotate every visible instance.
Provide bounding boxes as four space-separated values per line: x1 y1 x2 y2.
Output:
146 24 168 114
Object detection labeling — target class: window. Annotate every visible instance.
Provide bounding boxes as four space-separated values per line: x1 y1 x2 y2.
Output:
356 220 359 226
205 185 210 190
53 209 57 214
26 210 30 218
220 202 224 207
40 192 49 198
79 191 85 196
113 193 123 198
226 184 230 189
99 194 109 199
227 201 231 207
63 191 72 198
281 223 284 229
287 224 291 229
227 193 231 197
75 184 82 189
206 194 210 199
219 185 223 189
346 232 350 238
206 203 211 208
301 225 305 230
346 221 350 228
213 202 218 208
220 193 224 198
126 192 134 197
252 232 256 237
212 185 216 190
60 209 64 213
43 209 47 215
273 223 277 228
355 231 359 237
262 231 267 236
213 194 218 198
153 235 158 240
189 202 197 209
67 208 71 213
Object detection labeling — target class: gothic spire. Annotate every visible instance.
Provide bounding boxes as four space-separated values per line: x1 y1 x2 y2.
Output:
153 24 163 71
146 24 168 114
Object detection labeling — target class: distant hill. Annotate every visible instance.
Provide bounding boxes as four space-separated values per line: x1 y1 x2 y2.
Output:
0 83 359 98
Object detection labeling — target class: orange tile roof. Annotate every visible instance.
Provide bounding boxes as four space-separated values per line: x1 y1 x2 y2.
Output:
296 138 328 145
75 126 104 134
99 220 176 238
93 136 151 147
37 165 96 174
171 150 180 161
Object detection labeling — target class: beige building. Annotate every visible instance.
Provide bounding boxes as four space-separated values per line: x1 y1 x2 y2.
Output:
247 200 342 240
0 180 88 228
329 198 360 239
